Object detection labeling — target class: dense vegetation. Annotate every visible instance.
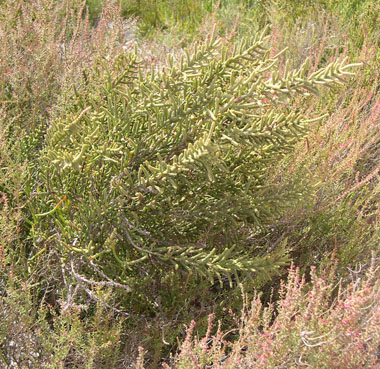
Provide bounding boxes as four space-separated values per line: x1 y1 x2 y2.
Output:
0 0 379 368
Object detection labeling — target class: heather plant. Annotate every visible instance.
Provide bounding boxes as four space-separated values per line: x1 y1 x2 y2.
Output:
161 257 380 368
0 273 122 368
255 9 380 279
0 0 135 144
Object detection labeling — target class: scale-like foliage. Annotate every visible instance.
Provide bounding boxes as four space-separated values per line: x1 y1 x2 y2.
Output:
31 28 357 288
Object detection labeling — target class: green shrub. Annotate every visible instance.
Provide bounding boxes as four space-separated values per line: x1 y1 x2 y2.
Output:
29 23 358 324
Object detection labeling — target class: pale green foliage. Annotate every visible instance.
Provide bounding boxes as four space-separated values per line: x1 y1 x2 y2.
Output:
32 27 357 289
